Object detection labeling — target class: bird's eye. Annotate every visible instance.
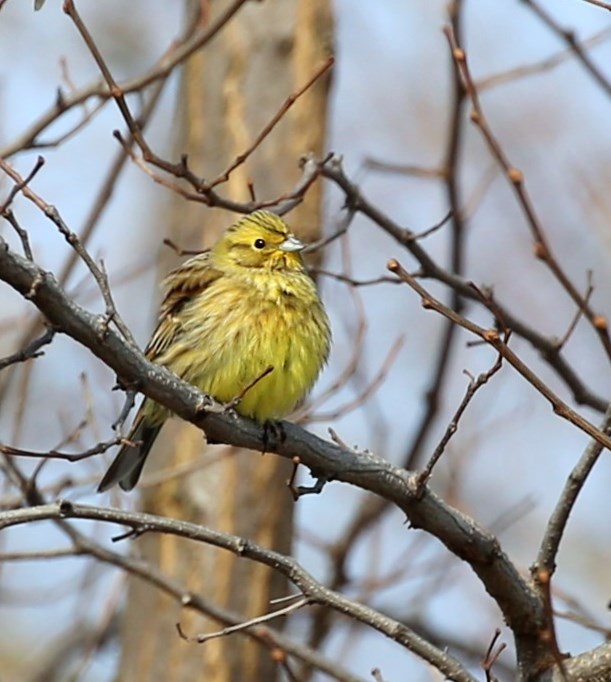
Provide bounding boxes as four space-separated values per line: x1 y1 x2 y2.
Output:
254 238 266 249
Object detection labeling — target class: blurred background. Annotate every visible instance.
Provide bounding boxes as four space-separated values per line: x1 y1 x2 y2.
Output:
1 1 610 680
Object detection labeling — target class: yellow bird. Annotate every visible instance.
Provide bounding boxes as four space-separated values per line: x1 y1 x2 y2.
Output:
98 210 331 492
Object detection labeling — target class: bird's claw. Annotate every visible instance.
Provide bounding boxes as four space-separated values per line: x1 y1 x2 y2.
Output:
262 420 286 453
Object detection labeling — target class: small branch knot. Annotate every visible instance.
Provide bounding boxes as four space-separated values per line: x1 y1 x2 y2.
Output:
58 499 74 517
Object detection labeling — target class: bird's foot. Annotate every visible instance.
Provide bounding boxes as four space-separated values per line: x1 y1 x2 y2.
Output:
196 393 239 418
262 420 286 454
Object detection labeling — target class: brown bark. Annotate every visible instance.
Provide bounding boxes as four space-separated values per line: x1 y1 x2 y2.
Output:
116 2 333 681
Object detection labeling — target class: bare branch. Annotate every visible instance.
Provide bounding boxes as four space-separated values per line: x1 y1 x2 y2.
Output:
208 57 334 189
0 159 137 347
580 0 611 9
0 327 55 371
387 259 611 453
0 236 548 661
0 501 477 682
177 597 309 644
0 0 252 158
535 403 611 575
418 351 504 486
0 436 123 463
444 24 611 361
521 0 611 96
318 153 608 413
476 26 611 91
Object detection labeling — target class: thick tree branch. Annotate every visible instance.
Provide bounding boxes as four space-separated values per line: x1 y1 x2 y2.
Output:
0 236 549 670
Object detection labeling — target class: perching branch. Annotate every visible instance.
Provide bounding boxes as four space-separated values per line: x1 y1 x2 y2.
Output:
0 234 551 673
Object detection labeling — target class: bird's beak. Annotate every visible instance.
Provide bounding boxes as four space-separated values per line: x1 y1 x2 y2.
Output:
279 235 305 252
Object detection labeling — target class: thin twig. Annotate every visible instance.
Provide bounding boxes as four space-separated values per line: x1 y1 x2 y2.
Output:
312 270 400 288
177 598 309 644
521 0 611 96
63 0 325 215
535 403 611 575
208 57 334 189
554 271 593 351
481 629 506 682
0 158 137 347
388 259 611 452
445 24 611 361
408 209 453 242
580 0 611 9
418 352 504 486
0 436 123 463
0 155 45 215
0 75 168 420
163 238 206 258
370 668 387 682
222 366 275 412
0 328 55 371
1 458 363 682
303 204 356 254
0 548 81 561
476 26 611 91
111 390 137 431
1 210 34 261
2 0 250 159
363 158 446 179
307 337 404 422
319 153 608 413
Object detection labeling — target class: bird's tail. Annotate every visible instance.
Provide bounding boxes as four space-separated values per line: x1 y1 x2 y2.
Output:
97 414 162 492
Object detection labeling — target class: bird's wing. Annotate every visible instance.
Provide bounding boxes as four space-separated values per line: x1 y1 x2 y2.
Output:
145 251 224 360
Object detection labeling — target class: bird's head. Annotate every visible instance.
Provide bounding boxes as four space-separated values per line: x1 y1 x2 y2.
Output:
213 211 306 271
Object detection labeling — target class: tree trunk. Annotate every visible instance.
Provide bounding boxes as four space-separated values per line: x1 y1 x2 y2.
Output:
115 1 333 680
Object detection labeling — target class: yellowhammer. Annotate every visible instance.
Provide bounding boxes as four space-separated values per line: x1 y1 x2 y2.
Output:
98 210 331 492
